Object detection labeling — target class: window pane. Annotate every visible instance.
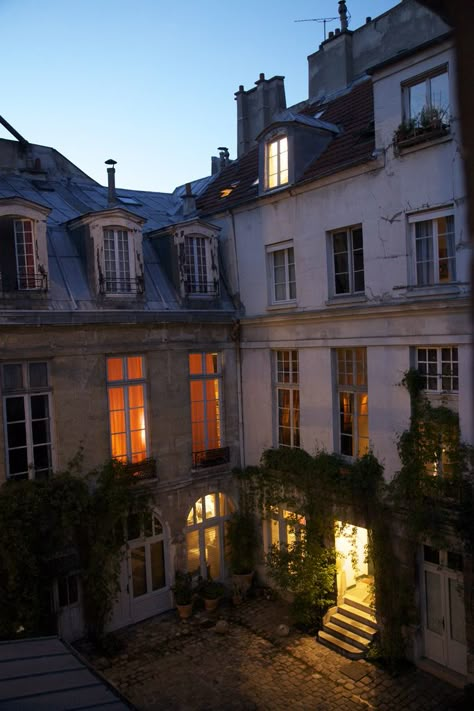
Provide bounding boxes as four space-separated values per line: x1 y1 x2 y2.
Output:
126 357 142 380
7 422 27 448
31 394 48 420
29 362 48 388
108 387 124 411
9 448 28 476
32 419 49 445
110 410 126 435
189 353 203 375
111 433 127 459
205 353 218 374
150 541 166 591
131 547 147 597
107 358 123 382
3 364 23 390
33 444 51 472
186 530 201 575
128 385 144 408
430 72 449 112
449 577 466 644
205 526 220 579
6 397 25 422
129 407 145 432
205 493 217 519
425 570 443 634
409 81 427 120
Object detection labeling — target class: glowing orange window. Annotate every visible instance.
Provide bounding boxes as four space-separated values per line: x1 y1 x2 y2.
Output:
107 356 147 463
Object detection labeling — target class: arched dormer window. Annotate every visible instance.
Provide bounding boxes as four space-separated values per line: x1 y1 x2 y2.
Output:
172 219 220 299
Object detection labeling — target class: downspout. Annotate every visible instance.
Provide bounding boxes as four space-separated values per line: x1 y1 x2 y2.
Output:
229 208 245 469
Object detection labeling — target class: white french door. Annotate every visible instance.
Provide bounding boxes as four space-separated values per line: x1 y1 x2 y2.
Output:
423 547 467 675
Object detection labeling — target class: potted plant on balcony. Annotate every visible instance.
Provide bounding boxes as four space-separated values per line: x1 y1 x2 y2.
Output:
171 572 194 619
199 578 225 611
226 510 259 598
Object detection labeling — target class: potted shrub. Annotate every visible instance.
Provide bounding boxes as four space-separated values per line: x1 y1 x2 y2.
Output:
171 572 194 619
200 579 225 611
226 510 259 596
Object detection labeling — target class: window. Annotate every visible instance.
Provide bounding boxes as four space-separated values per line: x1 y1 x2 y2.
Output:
403 68 449 124
410 213 456 286
266 136 288 189
267 243 296 304
186 493 234 579
0 216 47 291
417 347 458 392
189 353 228 467
183 236 217 295
275 350 300 448
335 348 368 457
126 512 166 598
331 227 364 295
2 362 52 479
264 507 306 553
103 228 132 293
107 356 147 464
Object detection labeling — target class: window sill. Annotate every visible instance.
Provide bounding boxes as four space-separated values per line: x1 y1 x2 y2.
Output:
326 294 367 306
266 301 298 312
395 130 451 155
405 283 464 298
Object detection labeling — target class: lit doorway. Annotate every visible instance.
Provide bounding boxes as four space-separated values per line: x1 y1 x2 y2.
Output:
335 521 372 606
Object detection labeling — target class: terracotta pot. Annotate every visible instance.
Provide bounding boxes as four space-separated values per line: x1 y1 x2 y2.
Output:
176 602 193 619
232 571 254 596
204 597 220 611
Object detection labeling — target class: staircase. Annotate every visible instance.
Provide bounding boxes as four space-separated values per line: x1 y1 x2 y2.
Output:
318 593 378 659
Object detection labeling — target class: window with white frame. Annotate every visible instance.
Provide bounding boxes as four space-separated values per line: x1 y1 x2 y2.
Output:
103 228 132 293
0 216 47 291
126 511 166 598
335 348 368 457
403 67 449 125
186 492 234 579
264 507 306 553
331 226 365 296
417 347 458 392
275 350 300 448
266 135 288 190
410 212 456 286
189 353 227 467
2 362 52 479
183 236 216 295
267 242 296 304
107 355 147 464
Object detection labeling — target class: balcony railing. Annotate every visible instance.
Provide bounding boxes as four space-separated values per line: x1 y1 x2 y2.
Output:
0 270 48 292
185 279 219 297
192 446 230 469
99 275 145 295
125 457 157 480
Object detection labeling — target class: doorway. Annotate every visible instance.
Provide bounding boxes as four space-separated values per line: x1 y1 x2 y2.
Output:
335 521 372 606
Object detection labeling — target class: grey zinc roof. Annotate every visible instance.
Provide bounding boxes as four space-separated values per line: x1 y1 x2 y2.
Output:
0 636 134 710
0 142 235 316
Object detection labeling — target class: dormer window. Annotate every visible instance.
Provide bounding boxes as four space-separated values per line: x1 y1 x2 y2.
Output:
170 220 220 299
103 228 132 293
266 135 288 189
0 198 50 293
183 235 215 295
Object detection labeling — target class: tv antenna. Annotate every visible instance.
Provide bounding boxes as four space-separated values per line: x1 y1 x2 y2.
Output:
294 16 339 41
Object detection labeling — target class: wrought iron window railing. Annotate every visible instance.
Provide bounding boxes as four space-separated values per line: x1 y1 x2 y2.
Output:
99 275 145 295
124 457 157 480
192 446 230 469
185 279 219 297
0 270 48 292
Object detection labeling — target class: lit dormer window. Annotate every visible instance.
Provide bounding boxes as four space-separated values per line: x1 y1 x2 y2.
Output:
266 135 288 189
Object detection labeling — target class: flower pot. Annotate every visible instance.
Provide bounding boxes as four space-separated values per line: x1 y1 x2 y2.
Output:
204 597 220 612
176 602 193 619
232 571 254 596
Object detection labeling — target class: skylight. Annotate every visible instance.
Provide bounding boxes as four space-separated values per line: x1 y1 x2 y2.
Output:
119 196 142 206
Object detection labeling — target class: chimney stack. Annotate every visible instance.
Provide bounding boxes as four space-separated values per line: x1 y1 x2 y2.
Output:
105 159 117 207
235 74 286 157
181 182 196 217
338 1 348 32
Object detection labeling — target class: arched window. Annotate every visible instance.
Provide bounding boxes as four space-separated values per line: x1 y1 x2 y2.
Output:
186 493 234 579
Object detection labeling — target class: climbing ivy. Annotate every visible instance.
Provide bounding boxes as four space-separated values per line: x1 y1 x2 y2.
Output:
236 369 473 671
0 458 151 642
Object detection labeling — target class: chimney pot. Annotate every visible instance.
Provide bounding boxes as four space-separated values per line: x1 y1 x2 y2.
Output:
105 158 117 206
328 31 334 39
239 84 244 92
366 16 371 23
335 27 340 35
338 0 348 32
259 72 265 81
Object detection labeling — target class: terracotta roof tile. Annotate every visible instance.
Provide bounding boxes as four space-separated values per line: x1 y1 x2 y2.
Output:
197 79 374 216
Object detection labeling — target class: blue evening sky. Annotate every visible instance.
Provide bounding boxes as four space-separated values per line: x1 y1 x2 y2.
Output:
1 1 397 192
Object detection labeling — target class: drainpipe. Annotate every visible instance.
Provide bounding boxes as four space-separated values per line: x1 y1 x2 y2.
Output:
229 208 245 470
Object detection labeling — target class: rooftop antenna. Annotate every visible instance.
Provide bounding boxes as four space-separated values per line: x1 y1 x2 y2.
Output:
294 16 338 41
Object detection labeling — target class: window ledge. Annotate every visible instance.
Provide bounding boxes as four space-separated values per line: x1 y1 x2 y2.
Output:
395 130 451 155
266 301 298 312
405 283 464 298
326 294 367 307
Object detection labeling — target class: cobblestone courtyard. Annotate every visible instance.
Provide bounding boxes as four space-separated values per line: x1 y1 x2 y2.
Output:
79 598 468 711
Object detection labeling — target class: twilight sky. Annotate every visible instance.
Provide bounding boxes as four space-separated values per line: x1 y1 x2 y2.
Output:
1 1 397 192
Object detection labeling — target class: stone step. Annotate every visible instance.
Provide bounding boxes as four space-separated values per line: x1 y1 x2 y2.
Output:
344 594 375 616
317 630 366 660
330 612 377 640
323 621 372 651
338 603 377 629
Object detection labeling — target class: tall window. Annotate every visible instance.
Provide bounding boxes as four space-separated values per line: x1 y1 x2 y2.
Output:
127 511 166 598
189 353 224 467
275 350 300 448
411 213 455 286
336 348 368 457
331 227 364 295
2 362 52 479
417 347 458 392
266 136 288 189
186 493 234 579
107 356 147 463
14 219 38 289
104 229 131 293
184 236 212 294
403 68 449 123
267 243 296 304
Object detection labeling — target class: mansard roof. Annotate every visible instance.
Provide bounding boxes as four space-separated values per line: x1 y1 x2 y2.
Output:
197 78 375 215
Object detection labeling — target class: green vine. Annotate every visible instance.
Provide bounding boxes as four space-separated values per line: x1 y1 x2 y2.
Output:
0 458 151 643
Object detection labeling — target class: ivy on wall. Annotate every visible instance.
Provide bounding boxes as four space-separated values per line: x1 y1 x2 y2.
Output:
0 457 151 642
